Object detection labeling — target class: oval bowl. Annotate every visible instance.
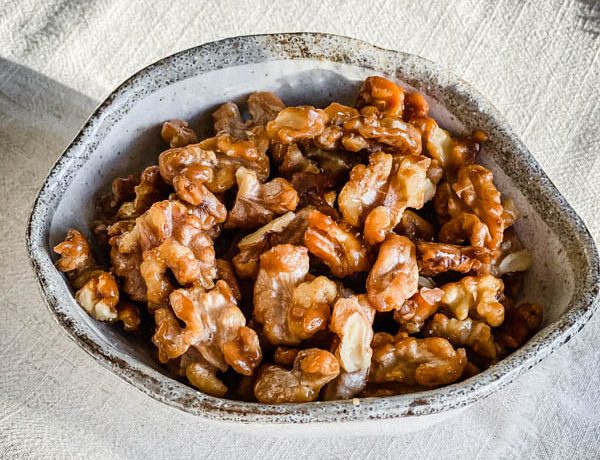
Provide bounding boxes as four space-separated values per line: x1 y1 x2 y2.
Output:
26 33 599 436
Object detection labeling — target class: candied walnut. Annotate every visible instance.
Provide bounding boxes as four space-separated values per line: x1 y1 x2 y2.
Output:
213 102 249 138
54 229 120 322
266 106 328 144
440 275 505 327
140 236 216 306
116 302 141 332
323 295 376 400
342 112 422 155
370 336 467 387
170 165 228 220
254 348 340 403
75 272 120 322
304 210 371 278
417 242 492 276
338 151 393 227
496 303 543 350
273 347 299 367
438 165 505 251
115 166 169 220
232 210 310 279
54 229 95 273
110 243 146 301
424 313 498 359
159 143 217 185
363 154 435 245
304 147 358 185
396 210 434 242
247 92 286 126
394 287 443 334
367 234 418 312
154 281 262 375
180 349 228 397
356 76 404 117
161 119 198 147
403 91 429 121
216 259 241 302
225 167 299 230
253 245 338 345
288 276 338 342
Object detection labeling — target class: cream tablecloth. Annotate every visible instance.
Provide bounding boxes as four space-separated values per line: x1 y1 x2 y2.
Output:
1 0 599 458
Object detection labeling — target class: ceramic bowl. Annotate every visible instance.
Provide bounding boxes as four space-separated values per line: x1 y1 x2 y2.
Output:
26 33 599 436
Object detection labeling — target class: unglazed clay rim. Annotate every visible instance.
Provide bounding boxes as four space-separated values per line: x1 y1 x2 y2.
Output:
26 33 599 424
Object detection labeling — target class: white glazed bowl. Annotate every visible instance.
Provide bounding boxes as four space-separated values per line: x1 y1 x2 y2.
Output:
27 33 599 435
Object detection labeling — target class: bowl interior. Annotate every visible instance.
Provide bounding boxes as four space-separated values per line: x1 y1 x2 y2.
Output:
29 34 598 424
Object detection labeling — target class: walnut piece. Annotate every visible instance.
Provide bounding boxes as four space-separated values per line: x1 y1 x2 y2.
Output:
438 165 505 251
116 302 141 332
253 244 337 346
153 281 261 376
363 154 435 245
356 76 404 117
179 348 228 397
225 167 299 230
254 349 340 403
424 313 497 359
266 106 328 144
417 242 491 276
440 275 505 327
115 166 168 220
54 229 119 321
304 210 371 278
367 234 418 312
161 119 198 148
323 295 376 400
216 259 241 302
370 336 467 387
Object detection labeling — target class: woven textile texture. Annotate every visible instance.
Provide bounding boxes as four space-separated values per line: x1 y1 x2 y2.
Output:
1 0 599 458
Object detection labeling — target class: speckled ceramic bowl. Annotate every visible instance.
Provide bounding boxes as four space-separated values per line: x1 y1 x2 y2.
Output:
27 33 599 436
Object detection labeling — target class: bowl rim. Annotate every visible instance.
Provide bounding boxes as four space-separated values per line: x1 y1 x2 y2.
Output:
26 32 600 425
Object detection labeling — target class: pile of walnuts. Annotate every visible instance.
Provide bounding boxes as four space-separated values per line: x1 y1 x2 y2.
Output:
54 76 543 403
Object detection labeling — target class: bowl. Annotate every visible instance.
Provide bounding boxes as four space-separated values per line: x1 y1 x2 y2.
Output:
26 33 599 436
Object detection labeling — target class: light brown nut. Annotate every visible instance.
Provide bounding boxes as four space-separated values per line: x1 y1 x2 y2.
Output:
110 244 146 301
438 165 505 251
170 164 228 221
403 91 429 121
75 272 120 322
253 244 310 345
213 101 249 138
424 313 497 359
323 295 376 400
161 119 198 148
363 154 434 245
159 143 218 185
396 210 435 242
253 349 340 403
356 76 404 117
54 229 95 273
266 106 328 144
253 245 336 346
370 336 467 387
152 307 192 363
440 275 505 327
287 276 338 342
338 151 393 227
225 167 299 230
495 303 543 351
232 209 310 279
180 349 228 397
367 234 418 312
116 302 141 332
417 242 492 276
395 287 444 334
247 92 286 126
157 280 262 375
216 259 241 302
304 210 371 278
